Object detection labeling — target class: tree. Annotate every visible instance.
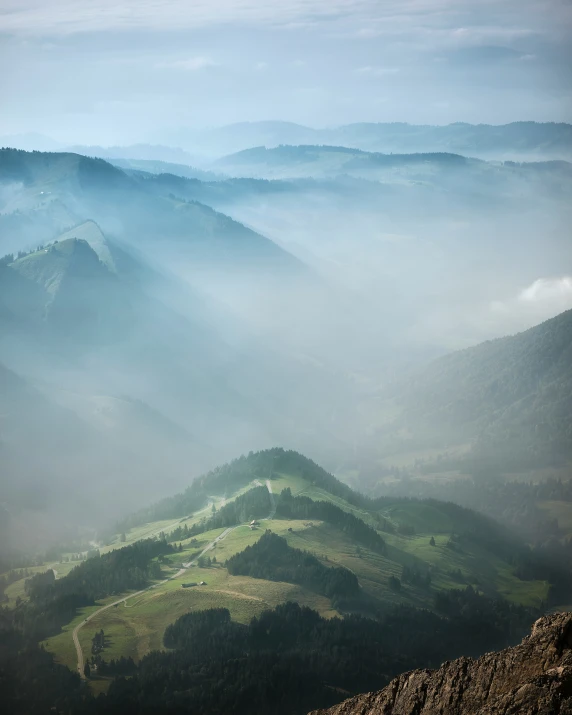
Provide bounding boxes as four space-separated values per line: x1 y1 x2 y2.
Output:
84 662 91 678
389 575 401 592
430 536 436 547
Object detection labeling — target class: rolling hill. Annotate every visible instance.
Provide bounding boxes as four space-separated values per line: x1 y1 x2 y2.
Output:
181 120 572 160
5 447 548 682
214 145 572 195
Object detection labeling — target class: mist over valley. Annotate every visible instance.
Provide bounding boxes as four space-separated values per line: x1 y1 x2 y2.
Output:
2 2 572 713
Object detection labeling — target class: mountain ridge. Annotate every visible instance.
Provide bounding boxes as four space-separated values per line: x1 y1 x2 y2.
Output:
309 612 572 715
367 308 572 473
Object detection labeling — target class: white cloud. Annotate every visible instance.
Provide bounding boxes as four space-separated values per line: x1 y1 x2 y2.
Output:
518 276 572 305
490 276 572 332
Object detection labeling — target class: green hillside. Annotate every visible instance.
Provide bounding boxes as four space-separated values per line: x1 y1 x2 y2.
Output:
4 448 547 679
6 237 133 342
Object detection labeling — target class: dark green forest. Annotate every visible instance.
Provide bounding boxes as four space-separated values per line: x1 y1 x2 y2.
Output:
11 539 172 641
226 531 360 599
277 488 386 553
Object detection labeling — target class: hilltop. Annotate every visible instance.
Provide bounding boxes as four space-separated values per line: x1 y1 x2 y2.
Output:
12 446 554 687
3 447 564 713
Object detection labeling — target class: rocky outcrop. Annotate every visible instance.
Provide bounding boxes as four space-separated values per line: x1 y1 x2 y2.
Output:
310 613 572 715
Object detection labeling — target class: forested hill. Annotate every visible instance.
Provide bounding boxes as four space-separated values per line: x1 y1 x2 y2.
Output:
0 148 303 274
121 448 372 526
384 308 572 468
226 531 360 600
188 120 572 158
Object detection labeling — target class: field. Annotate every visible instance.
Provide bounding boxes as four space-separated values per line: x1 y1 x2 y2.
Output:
42 519 337 676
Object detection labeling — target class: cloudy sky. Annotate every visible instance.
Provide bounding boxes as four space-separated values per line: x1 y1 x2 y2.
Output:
1 0 571 144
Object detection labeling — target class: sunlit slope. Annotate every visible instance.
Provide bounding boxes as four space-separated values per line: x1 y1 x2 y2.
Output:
9 238 134 340
35 449 548 675
0 148 304 276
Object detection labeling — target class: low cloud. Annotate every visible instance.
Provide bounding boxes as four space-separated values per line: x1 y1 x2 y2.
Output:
519 277 572 306
490 276 572 332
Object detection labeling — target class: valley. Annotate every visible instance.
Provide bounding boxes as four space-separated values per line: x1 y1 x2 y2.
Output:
0 449 551 697
1 128 571 715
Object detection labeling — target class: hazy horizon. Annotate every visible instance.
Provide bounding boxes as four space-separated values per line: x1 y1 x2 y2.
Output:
1 0 572 145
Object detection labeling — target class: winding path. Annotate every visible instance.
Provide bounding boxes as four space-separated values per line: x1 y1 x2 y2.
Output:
73 481 274 678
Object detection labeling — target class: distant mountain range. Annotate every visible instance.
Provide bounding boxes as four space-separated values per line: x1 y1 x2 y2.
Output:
0 147 571 536
213 144 572 187
2 121 572 162
172 120 572 160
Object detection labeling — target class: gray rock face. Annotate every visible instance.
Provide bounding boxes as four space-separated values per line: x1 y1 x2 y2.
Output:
310 613 572 715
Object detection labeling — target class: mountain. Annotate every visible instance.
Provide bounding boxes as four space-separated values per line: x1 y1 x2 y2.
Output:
214 144 572 190
0 168 362 535
110 157 223 182
5 122 571 164
363 309 572 476
4 446 562 715
63 143 204 166
8 237 132 342
214 145 480 180
5 447 572 715
30 447 548 661
149 152 572 363
173 121 572 160
310 612 572 715
0 149 301 279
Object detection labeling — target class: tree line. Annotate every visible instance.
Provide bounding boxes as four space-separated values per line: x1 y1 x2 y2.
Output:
277 488 386 553
226 531 360 600
12 538 173 641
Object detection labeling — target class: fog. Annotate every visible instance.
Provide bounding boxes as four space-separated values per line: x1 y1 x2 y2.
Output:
0 0 571 557
1 137 571 553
